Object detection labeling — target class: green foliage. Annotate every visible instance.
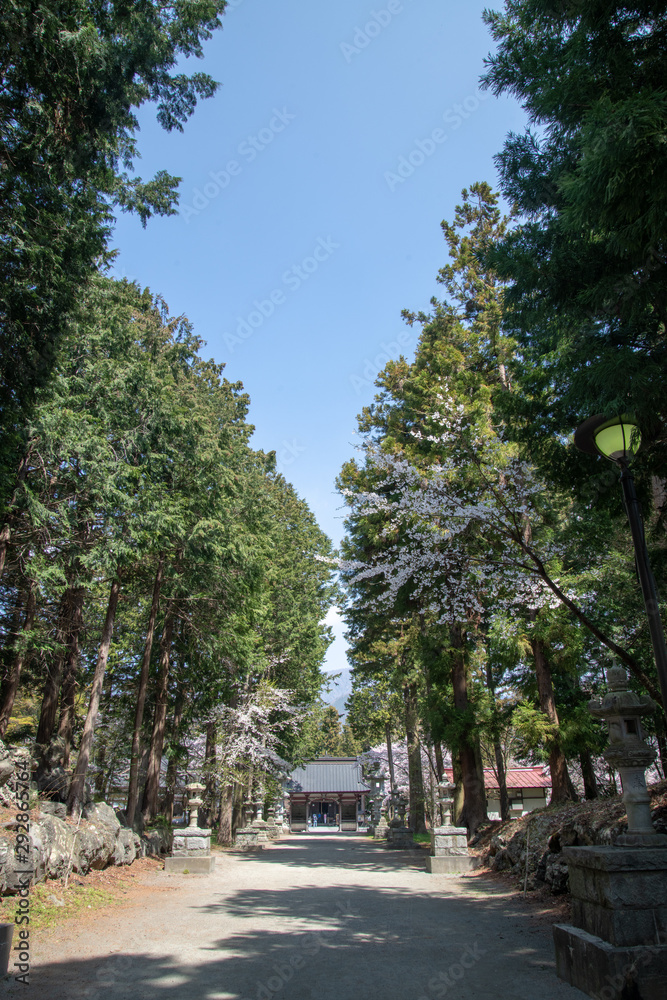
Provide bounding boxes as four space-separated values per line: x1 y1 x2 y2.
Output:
482 1 667 479
0 1 229 508
0 276 337 815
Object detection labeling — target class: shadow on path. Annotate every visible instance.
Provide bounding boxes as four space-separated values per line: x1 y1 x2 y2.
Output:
20 832 585 1000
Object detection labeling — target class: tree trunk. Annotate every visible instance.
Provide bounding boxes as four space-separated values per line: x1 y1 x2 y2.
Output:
434 742 444 781
141 610 174 824
0 585 36 737
402 680 427 833
451 625 487 834
531 630 577 803
657 733 667 780
452 754 465 827
67 578 121 815
0 447 33 583
232 781 245 835
493 739 509 820
163 680 186 825
580 750 599 800
218 784 234 845
93 672 114 799
485 658 509 820
36 587 85 760
385 721 396 787
0 523 10 583
126 555 164 827
202 720 217 828
57 645 80 769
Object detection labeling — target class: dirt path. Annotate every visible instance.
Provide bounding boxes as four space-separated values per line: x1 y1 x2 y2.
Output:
3 833 585 999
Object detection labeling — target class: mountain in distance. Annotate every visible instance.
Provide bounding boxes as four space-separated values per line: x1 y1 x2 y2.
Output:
321 667 352 720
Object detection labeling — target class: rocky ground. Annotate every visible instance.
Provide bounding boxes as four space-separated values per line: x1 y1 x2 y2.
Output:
468 779 667 900
0 740 171 893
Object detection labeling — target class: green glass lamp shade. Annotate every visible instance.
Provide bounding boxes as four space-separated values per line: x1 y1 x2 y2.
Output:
594 420 641 462
574 413 641 464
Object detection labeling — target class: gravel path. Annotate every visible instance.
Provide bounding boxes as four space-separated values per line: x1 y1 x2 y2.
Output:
5 833 585 999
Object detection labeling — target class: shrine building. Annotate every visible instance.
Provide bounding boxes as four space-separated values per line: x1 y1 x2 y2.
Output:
284 756 370 832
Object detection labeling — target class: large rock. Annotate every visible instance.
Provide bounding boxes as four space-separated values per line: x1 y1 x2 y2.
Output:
39 802 67 820
74 822 116 872
83 801 121 833
140 828 171 857
543 853 570 894
36 815 76 880
112 828 140 865
35 766 69 803
491 848 512 872
0 795 161 887
0 742 15 787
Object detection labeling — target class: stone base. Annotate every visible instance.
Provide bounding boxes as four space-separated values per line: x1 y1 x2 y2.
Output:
374 821 389 840
234 828 263 850
171 826 212 857
431 825 469 856
164 856 215 874
617 832 667 849
563 846 667 948
386 825 414 849
251 823 269 844
553 923 667 1000
426 855 480 874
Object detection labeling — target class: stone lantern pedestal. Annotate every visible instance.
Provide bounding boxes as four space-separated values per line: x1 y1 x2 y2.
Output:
373 800 390 840
165 782 215 874
234 799 265 850
266 803 281 841
385 787 414 849
250 797 269 844
426 780 480 874
554 665 667 999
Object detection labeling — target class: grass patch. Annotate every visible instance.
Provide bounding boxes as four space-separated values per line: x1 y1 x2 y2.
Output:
0 881 119 931
412 833 431 844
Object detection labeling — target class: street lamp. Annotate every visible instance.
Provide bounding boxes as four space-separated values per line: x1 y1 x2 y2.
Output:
574 413 667 718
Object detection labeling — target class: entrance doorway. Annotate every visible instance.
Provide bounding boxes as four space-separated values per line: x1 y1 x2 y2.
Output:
309 801 338 828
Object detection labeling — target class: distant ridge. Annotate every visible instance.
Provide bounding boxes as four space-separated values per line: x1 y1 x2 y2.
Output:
321 667 352 719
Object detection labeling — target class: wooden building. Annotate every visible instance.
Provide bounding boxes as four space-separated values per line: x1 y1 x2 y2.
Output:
284 756 370 832
443 764 551 819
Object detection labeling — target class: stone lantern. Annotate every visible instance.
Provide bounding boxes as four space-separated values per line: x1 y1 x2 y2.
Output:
374 797 390 840
425 779 478 874
386 785 413 849
266 797 282 841
554 663 667 999
438 778 455 827
164 781 215 874
234 793 267 851
588 663 667 847
186 782 205 829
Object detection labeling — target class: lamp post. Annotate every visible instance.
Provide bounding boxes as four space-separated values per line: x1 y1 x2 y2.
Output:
574 413 667 717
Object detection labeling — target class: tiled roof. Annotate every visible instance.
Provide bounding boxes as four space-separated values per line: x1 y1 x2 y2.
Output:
286 757 370 794
443 765 550 791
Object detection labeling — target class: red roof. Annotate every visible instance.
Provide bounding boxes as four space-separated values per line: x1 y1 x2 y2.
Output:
443 766 550 792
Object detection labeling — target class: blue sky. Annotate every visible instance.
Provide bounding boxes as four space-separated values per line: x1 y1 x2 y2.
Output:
111 0 527 676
